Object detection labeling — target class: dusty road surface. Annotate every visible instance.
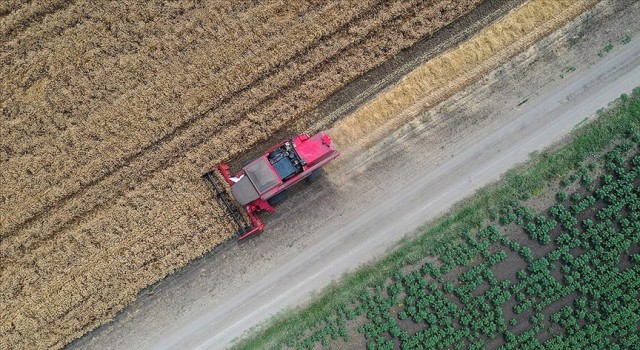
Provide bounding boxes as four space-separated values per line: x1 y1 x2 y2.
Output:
69 2 640 349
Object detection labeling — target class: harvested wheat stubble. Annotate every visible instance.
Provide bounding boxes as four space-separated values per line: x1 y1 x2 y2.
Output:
331 0 600 154
1 1 484 349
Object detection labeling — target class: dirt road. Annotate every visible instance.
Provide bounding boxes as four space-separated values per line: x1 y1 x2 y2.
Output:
69 2 640 349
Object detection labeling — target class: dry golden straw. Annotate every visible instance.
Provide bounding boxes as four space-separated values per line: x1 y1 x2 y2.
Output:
331 0 599 153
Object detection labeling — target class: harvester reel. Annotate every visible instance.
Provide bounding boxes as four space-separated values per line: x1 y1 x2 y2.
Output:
202 171 253 238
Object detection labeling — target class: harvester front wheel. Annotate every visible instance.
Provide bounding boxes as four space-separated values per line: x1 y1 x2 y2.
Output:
306 169 324 183
267 190 288 206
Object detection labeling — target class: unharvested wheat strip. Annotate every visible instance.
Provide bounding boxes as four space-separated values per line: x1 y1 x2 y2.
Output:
0 1 27 17
0 1 336 148
0 2 384 249
0 0 320 144
1 190 228 302
1 166 231 313
0 1 376 227
1 12 152 113
0 0 478 266
0 1 215 98
331 0 599 155
0 0 477 263
3 0 358 133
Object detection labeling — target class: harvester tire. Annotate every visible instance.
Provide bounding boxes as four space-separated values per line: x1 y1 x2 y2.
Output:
267 190 288 206
306 169 324 183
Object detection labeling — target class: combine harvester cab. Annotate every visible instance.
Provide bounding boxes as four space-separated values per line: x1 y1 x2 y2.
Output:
203 131 339 240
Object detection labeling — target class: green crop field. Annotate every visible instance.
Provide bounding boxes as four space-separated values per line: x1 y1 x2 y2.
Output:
236 89 640 349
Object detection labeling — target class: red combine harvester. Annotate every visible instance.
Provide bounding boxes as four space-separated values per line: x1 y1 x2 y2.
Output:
203 131 339 240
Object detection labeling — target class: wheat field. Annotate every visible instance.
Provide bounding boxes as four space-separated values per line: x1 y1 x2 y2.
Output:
0 0 482 348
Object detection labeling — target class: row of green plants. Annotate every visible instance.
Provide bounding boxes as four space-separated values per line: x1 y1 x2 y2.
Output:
234 89 640 350
292 129 640 350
